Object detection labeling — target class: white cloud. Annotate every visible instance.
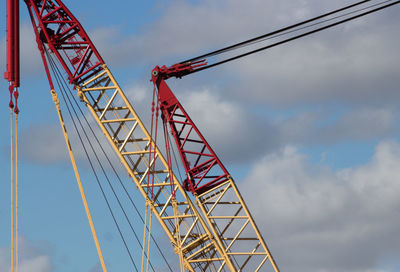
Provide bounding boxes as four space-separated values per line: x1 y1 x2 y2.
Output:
324 108 396 141
16 80 398 168
227 21 400 107
241 140 400 272
87 0 400 109
88 0 400 162
19 123 68 165
18 116 119 170
1 4 399 271
124 81 398 164
280 107 397 145
3 0 396 166
0 23 43 79
0 238 53 272
91 0 365 65
176 87 280 163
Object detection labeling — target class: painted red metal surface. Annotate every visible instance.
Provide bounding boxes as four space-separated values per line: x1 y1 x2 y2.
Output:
152 63 230 195
24 0 105 85
152 60 207 80
5 0 14 83
5 0 19 87
13 0 20 88
6 0 14 109
5 0 19 112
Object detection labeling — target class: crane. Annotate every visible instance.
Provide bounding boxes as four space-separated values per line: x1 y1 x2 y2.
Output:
22 0 279 271
4 0 400 271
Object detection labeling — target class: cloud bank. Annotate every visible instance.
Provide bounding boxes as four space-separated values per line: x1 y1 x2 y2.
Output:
0 238 53 272
242 140 400 272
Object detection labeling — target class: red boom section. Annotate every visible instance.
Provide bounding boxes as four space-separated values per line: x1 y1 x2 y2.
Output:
152 64 230 195
25 0 105 85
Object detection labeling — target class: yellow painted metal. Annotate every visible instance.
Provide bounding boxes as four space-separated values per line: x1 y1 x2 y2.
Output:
9 106 20 272
74 64 279 271
141 203 146 272
10 108 14 272
196 178 280 271
230 179 280 272
145 208 153 272
141 201 149 272
76 65 235 271
15 113 19 272
172 199 185 272
50 89 108 272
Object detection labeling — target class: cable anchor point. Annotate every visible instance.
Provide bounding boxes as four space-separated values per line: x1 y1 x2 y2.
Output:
9 85 14 109
13 88 20 114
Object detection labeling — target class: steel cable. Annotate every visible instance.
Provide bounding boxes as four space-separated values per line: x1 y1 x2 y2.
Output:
182 0 400 75
46 51 174 271
181 0 373 63
222 0 394 53
47 52 140 272
80 91 174 271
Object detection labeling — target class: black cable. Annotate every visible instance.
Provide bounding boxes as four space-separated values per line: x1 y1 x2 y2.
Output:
65 97 169 272
181 0 373 63
48 54 141 271
56 64 157 272
82 88 177 271
186 0 400 75
165 124 184 183
47 51 140 272
227 0 393 52
48 52 174 271
64 85 155 271
65 83 172 272
164 117 234 271
49 54 162 272
84 91 175 270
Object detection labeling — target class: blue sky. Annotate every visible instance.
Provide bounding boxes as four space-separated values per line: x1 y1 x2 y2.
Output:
1 1 400 271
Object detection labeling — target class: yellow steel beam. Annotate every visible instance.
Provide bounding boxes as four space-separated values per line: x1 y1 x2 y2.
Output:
73 63 280 271
50 89 107 272
76 65 235 271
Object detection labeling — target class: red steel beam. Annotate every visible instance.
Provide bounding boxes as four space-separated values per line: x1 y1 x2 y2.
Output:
5 0 15 83
13 0 20 88
25 0 105 85
5 0 19 87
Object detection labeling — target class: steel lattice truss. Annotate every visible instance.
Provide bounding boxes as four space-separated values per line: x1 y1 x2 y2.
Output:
25 0 280 270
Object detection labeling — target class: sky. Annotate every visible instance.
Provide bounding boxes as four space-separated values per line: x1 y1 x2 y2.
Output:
0 0 400 271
